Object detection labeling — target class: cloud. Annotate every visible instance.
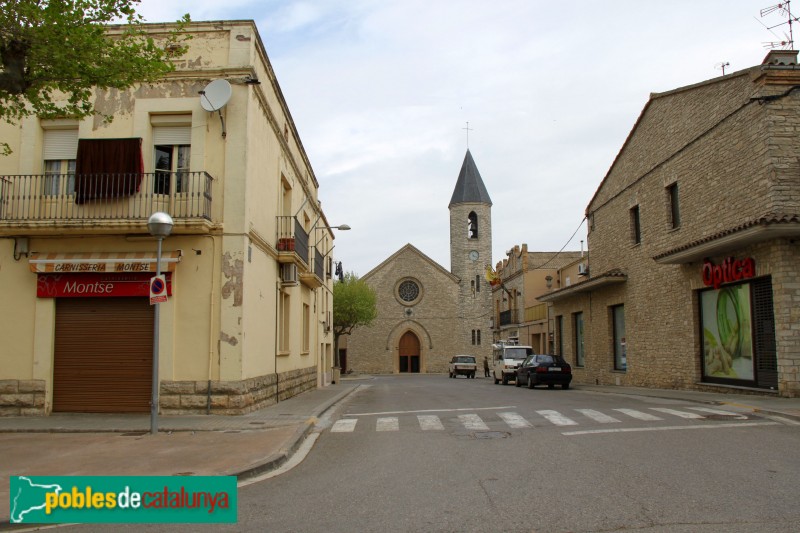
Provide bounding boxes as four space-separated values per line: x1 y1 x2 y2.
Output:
135 0 773 274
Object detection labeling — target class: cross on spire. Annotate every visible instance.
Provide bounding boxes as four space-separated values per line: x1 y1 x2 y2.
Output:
463 121 473 149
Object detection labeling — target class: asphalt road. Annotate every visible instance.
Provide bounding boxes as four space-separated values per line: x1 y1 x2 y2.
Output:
65 374 800 532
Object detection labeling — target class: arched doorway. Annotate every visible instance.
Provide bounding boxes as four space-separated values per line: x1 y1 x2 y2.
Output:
398 331 420 373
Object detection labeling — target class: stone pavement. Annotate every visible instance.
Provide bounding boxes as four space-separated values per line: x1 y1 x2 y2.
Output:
2 376 799 525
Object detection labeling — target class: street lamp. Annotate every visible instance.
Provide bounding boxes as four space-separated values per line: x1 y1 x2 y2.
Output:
147 211 174 435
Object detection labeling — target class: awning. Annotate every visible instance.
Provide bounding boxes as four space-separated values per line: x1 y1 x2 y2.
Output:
29 251 182 273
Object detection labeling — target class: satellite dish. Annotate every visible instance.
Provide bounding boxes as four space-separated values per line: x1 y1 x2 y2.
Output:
199 79 232 112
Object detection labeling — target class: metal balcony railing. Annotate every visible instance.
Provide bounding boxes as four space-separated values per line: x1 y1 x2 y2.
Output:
0 172 213 222
499 309 520 326
276 216 310 266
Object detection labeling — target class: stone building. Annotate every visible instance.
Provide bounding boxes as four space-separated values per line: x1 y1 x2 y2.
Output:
0 20 338 415
345 150 493 373
491 244 583 352
539 50 800 398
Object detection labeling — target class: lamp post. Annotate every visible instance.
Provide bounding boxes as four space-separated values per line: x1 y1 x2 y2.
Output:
147 212 174 435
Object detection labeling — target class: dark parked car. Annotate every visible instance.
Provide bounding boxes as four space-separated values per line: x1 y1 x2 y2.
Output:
515 354 572 389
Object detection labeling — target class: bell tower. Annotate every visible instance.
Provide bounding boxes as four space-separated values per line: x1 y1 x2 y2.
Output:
449 150 492 356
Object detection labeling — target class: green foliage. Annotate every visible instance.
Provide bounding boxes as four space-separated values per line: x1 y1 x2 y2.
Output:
0 0 190 125
332 271 377 340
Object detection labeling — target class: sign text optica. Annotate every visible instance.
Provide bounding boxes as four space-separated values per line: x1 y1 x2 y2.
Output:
702 257 755 289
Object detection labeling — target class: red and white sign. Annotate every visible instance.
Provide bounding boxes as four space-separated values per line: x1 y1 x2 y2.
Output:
149 275 168 305
37 273 173 298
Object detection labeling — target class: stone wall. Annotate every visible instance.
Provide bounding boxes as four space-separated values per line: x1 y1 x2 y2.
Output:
160 366 317 415
0 380 46 416
346 246 464 374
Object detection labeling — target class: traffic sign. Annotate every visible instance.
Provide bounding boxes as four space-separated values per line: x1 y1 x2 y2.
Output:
149 274 168 305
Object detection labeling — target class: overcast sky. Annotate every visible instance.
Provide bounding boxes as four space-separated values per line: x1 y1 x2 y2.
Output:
137 0 780 276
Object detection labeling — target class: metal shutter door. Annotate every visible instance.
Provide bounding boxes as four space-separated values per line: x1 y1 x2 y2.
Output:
53 297 154 413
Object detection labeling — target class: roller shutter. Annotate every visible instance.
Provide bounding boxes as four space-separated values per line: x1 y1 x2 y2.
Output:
53 297 154 413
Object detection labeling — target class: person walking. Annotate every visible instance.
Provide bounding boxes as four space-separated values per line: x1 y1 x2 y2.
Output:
483 356 490 377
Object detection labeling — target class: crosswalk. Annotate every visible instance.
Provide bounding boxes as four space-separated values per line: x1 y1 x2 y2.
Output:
329 406 750 433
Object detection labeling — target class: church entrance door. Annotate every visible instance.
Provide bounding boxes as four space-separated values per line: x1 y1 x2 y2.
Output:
398 331 421 373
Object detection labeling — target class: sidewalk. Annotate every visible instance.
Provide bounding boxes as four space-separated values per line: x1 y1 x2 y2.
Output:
0 383 361 524
2 378 799 525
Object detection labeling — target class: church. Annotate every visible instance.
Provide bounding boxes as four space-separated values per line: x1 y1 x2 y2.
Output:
344 150 494 374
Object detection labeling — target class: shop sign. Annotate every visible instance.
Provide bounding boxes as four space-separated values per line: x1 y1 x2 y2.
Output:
702 257 755 290
37 273 173 298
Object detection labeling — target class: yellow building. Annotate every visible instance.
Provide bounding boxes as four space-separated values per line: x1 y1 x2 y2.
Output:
0 20 338 415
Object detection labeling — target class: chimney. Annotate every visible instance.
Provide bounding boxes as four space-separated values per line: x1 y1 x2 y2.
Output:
762 49 799 66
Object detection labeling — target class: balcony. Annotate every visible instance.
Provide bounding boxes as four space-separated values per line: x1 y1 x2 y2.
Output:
276 216 310 269
498 309 520 326
299 246 326 289
0 172 214 235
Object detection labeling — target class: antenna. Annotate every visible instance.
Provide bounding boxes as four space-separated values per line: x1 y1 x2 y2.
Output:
199 79 232 139
759 1 797 49
715 61 730 75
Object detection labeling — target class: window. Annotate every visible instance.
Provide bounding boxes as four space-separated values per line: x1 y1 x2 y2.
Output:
612 305 626 371
154 145 190 194
471 330 482 345
630 205 641 244
42 128 78 196
667 182 680 229
574 312 585 367
475 275 480 293
153 122 191 195
397 279 421 304
279 292 290 353
467 211 478 239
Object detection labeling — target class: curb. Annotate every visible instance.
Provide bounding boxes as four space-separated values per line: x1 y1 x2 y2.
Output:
234 384 362 481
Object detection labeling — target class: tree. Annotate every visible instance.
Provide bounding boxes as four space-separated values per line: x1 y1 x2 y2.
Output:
332 272 377 369
0 0 189 153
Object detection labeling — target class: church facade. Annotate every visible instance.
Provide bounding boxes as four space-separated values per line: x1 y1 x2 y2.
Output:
344 150 493 374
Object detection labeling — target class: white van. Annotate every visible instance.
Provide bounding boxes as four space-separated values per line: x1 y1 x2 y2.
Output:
492 343 535 385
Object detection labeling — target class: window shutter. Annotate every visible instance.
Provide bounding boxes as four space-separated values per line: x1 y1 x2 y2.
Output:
153 126 191 145
43 129 78 160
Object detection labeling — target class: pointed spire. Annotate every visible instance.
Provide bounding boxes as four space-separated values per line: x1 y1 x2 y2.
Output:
449 150 492 207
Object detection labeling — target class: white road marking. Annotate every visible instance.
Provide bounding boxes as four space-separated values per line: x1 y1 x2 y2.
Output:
536 410 578 426
562 421 780 436
761 414 800 426
459 414 489 430
376 417 399 431
686 407 748 420
498 412 532 428
238 433 320 486
348 406 516 416
418 415 445 430
331 418 357 432
650 407 704 419
614 408 663 421
576 409 621 424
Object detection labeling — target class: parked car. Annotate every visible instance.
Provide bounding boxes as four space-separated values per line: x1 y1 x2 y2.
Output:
449 355 477 378
515 354 572 389
492 343 534 385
